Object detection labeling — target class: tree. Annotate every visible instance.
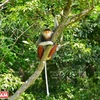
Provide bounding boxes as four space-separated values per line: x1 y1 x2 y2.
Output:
7 0 97 100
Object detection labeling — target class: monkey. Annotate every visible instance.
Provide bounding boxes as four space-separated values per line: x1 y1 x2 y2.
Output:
37 6 58 60
36 27 58 96
36 3 59 60
37 28 58 60
36 5 59 96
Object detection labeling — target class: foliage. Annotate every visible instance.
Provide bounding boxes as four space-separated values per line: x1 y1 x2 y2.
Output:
0 0 100 100
0 73 22 95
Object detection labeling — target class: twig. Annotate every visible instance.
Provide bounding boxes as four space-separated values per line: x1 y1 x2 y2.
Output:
0 0 10 8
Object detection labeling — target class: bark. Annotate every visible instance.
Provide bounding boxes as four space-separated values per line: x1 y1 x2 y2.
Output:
8 0 94 100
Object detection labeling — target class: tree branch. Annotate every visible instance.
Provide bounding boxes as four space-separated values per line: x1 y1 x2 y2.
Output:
0 0 10 9
65 7 94 26
64 0 95 26
61 0 73 22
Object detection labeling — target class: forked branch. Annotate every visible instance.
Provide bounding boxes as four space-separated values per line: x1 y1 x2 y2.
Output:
65 7 94 26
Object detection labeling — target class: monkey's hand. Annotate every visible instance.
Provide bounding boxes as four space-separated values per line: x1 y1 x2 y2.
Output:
38 41 54 46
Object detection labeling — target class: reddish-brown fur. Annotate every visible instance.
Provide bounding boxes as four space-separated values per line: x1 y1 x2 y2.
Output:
38 46 44 59
48 44 57 59
38 44 57 60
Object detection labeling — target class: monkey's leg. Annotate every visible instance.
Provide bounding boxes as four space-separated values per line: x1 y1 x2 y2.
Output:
48 44 58 60
38 46 44 59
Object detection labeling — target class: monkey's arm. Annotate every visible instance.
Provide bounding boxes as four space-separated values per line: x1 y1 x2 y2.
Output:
36 35 43 46
53 16 59 32
54 16 58 28
38 41 54 46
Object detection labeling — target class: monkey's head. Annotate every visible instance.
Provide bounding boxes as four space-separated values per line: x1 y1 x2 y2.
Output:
42 28 53 39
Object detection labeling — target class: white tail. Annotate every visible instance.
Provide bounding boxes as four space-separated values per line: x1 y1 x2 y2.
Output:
44 62 50 96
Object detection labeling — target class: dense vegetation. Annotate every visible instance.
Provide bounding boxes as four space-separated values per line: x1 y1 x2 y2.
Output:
0 0 100 100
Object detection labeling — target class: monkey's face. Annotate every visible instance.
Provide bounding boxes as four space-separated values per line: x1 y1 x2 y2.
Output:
42 30 53 39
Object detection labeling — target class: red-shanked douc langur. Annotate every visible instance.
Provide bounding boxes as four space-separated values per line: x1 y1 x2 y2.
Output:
37 28 57 60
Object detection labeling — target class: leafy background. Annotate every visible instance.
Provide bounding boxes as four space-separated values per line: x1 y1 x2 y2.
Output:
0 0 100 100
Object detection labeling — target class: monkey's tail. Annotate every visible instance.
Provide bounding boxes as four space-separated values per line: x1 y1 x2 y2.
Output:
44 61 50 96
